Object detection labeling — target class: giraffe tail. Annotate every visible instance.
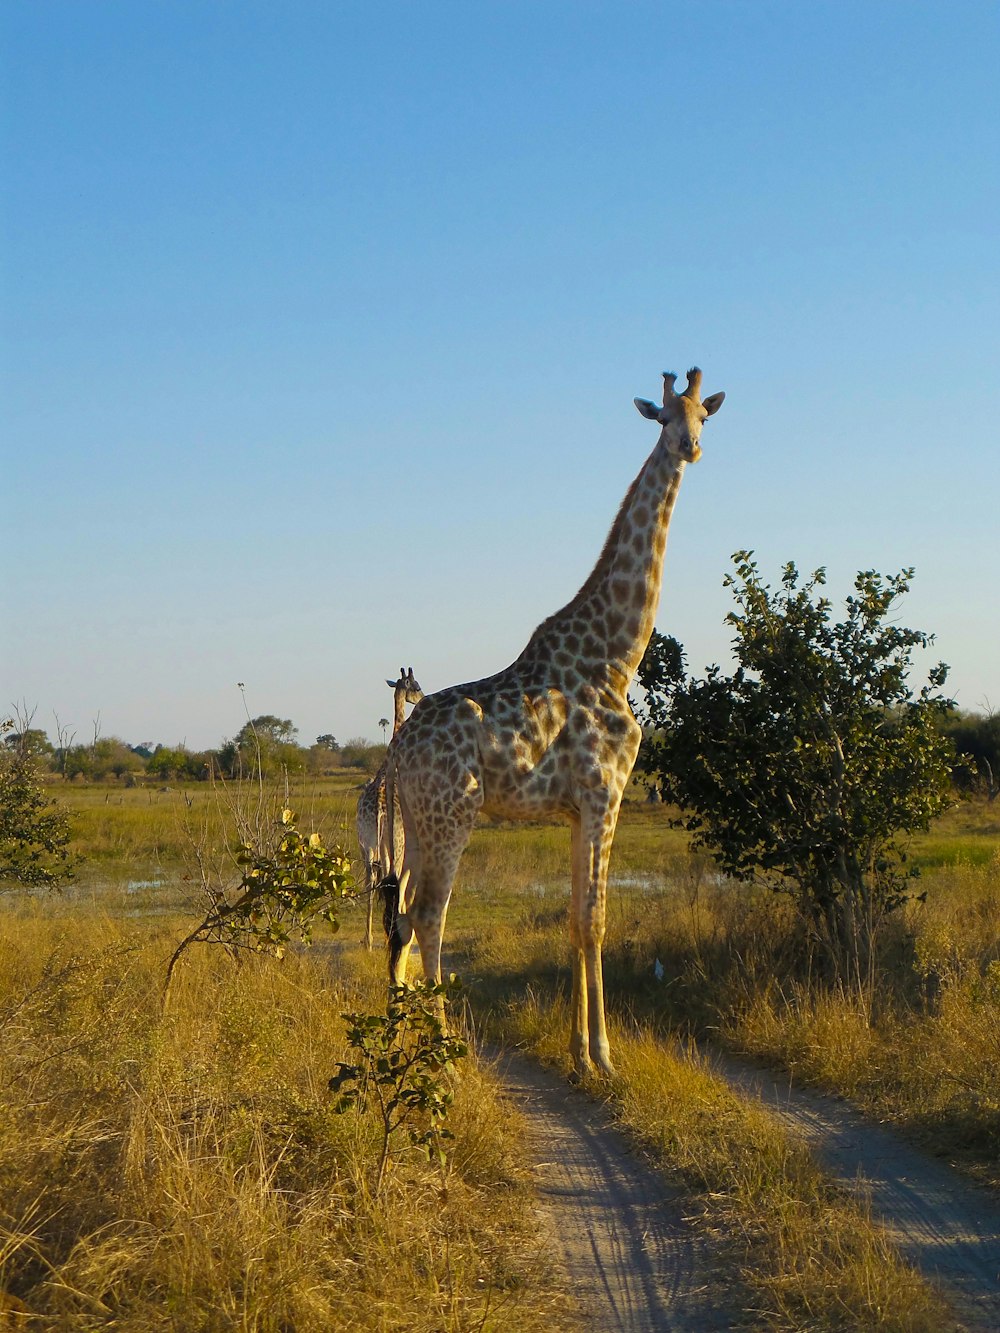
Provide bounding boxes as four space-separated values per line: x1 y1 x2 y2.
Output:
377 753 411 977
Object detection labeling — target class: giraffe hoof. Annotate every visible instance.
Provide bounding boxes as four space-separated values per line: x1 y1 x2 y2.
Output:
592 1047 616 1078
569 1055 594 1084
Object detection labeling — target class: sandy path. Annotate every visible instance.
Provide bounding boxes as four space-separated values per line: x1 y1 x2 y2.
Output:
491 1049 737 1332
709 1051 1000 1331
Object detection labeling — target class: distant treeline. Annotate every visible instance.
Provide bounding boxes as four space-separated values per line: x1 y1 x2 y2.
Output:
6 708 998 797
6 714 386 782
945 709 1000 798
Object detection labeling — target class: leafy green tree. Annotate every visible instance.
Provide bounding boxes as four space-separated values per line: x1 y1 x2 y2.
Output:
339 736 384 775
60 737 139 782
145 746 175 781
216 715 305 778
0 723 74 888
303 744 339 777
4 729 54 765
146 745 211 782
60 743 93 781
636 554 954 998
244 715 297 744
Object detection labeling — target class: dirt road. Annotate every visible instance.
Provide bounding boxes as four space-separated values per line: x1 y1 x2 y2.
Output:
494 1042 1000 1331
492 1050 738 1332
709 1051 1000 1332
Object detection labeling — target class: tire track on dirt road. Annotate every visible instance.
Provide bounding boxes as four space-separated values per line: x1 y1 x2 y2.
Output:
709 1051 1000 1332
490 1049 738 1333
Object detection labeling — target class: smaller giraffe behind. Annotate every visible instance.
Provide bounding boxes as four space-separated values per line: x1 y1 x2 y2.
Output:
356 667 424 948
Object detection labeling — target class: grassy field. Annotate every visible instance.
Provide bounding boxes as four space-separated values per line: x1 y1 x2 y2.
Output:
2 775 998 1328
49 771 363 878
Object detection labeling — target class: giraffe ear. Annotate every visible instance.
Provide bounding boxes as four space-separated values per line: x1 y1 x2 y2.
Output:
634 398 661 421
386 679 396 689
702 391 726 417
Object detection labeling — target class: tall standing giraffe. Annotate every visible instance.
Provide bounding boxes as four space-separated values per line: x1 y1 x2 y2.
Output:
381 368 725 1075
355 667 423 948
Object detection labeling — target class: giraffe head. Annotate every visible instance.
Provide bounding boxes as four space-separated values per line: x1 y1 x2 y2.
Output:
386 666 424 706
633 367 725 464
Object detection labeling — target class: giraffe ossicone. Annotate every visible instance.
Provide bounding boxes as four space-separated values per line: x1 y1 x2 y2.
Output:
380 367 725 1076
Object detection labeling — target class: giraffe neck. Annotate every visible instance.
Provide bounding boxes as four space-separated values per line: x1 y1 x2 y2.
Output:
523 437 685 684
392 689 407 735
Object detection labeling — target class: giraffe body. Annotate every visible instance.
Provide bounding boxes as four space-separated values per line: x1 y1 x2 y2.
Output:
382 369 725 1075
355 668 423 947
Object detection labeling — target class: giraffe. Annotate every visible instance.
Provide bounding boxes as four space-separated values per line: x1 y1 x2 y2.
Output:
355 667 424 948
380 367 725 1076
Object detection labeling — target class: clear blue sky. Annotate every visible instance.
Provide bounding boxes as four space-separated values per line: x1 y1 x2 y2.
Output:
3 1 998 751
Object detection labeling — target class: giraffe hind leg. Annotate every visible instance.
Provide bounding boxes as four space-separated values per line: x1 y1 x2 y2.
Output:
407 816 476 991
397 778 478 998
387 808 421 985
382 873 406 979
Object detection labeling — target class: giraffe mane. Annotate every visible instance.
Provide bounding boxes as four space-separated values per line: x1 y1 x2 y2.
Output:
524 464 651 644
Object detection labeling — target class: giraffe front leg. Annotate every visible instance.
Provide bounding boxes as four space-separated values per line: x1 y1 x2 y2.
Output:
568 817 592 1078
568 942 591 1078
576 803 618 1077
584 938 613 1075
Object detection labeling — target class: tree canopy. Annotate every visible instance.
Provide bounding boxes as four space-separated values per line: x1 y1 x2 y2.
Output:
636 554 955 995
0 723 73 888
215 715 306 779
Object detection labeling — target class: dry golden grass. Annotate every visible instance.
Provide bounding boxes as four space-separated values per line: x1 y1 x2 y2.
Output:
11 779 1000 1327
729 852 1000 1183
402 790 1000 1197
0 898 574 1331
